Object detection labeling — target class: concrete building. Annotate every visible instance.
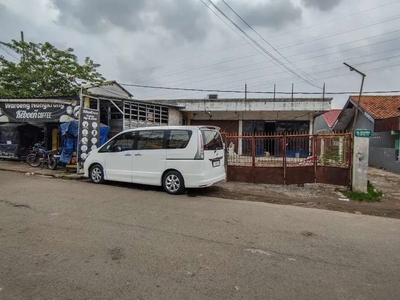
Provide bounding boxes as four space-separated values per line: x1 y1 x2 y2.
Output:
154 96 331 157
157 96 331 136
334 95 400 174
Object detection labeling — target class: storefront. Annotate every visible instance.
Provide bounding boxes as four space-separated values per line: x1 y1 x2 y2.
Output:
0 97 79 159
0 81 182 162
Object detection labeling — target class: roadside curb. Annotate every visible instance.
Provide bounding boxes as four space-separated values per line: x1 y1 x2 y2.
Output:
0 167 84 180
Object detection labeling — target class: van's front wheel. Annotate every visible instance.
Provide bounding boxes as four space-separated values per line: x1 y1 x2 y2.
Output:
163 171 185 195
90 164 105 184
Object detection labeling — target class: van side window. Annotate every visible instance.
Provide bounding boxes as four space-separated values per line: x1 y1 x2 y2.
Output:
167 130 192 149
201 130 223 151
137 130 165 150
99 132 135 152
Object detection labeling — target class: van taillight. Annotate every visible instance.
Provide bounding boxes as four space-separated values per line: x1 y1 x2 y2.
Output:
194 131 204 160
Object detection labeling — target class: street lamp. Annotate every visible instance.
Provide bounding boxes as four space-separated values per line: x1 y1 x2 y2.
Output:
343 62 366 132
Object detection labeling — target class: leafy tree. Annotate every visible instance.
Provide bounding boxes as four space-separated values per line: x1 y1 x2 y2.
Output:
0 40 105 97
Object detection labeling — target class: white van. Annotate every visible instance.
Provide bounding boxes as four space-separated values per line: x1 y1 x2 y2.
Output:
83 126 226 194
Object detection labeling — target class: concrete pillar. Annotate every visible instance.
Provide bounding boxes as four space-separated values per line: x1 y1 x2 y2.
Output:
338 137 344 163
320 139 325 157
309 114 314 155
352 136 370 193
238 118 243 155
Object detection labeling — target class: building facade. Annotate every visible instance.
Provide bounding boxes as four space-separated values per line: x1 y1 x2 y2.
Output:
334 95 400 174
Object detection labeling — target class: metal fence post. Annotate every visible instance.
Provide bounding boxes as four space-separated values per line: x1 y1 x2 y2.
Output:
314 135 318 183
252 136 256 167
283 134 287 185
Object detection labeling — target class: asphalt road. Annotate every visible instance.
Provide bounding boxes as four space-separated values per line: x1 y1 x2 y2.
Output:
1 171 400 300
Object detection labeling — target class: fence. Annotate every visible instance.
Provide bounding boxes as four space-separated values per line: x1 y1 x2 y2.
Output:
223 132 352 186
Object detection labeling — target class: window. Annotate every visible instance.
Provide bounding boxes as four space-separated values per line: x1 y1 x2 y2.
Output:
201 129 223 151
167 130 192 149
99 132 135 152
137 130 165 150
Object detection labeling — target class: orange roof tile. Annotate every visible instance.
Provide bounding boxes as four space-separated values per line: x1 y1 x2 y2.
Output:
350 95 400 120
322 109 341 128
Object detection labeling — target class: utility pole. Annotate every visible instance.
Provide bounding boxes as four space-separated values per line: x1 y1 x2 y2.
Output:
20 31 25 61
291 83 294 101
245 83 247 100
343 62 366 132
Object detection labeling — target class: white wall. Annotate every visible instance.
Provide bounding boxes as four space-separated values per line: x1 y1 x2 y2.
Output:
190 111 315 121
168 108 183 125
174 98 331 113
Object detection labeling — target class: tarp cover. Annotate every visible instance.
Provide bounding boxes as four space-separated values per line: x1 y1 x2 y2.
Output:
59 121 110 164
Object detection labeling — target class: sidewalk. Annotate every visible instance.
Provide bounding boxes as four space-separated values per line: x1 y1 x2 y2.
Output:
1 159 399 218
0 159 83 179
194 168 400 219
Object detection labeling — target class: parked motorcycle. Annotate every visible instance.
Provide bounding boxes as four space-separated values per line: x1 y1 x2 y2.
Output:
26 141 58 170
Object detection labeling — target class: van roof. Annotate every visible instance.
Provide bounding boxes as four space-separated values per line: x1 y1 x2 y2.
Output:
122 125 221 132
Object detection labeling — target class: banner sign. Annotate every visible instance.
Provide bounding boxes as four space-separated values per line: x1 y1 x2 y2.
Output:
77 108 100 162
0 101 79 123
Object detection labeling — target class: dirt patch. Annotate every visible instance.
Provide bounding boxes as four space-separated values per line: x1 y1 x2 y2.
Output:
189 168 400 219
108 247 125 261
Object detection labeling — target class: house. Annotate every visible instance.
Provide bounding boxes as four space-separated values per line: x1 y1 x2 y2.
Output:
334 95 400 174
155 95 331 156
314 109 341 133
156 96 331 134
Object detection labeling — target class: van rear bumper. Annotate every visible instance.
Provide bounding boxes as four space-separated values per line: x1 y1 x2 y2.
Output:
185 173 226 188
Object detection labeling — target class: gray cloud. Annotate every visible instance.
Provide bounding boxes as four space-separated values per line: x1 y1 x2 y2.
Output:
302 0 342 12
51 0 148 33
51 0 212 43
239 0 302 29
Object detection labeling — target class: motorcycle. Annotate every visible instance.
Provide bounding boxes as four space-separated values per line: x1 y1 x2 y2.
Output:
26 141 59 170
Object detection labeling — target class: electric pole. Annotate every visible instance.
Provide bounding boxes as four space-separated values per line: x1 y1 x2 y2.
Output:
20 31 25 61
343 62 366 132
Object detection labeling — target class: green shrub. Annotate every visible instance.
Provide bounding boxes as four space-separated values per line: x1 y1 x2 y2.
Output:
344 181 382 202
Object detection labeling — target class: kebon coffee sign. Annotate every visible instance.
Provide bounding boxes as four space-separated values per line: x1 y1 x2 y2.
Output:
78 108 100 162
0 101 79 123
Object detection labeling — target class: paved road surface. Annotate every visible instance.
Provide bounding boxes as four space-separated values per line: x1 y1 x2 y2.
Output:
1 171 400 300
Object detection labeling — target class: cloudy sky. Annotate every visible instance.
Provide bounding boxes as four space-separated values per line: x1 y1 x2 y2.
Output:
1 0 400 107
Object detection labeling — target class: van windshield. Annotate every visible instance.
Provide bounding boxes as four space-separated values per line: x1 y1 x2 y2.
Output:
201 129 223 151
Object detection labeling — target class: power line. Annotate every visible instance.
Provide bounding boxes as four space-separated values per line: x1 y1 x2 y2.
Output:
203 0 320 88
156 12 400 90
144 36 400 92
0 44 20 61
220 0 319 85
142 49 400 99
137 28 400 88
278 13 400 50
133 0 400 74
245 51 400 90
121 69 400 96
194 60 400 99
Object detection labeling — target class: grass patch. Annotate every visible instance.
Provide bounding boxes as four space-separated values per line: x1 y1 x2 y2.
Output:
344 181 383 202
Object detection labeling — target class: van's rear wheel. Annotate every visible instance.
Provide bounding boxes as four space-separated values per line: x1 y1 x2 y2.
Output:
163 171 185 195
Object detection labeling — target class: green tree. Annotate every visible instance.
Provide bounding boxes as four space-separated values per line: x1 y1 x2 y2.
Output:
0 40 105 97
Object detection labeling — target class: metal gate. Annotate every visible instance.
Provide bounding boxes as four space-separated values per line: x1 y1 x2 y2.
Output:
223 132 352 187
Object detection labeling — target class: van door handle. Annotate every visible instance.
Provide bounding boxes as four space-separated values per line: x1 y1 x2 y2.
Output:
125 153 132 157
135 153 142 157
